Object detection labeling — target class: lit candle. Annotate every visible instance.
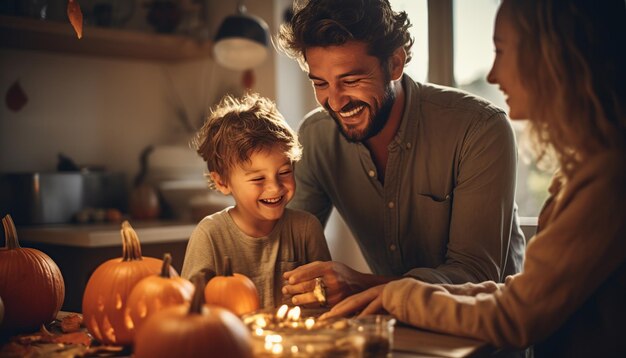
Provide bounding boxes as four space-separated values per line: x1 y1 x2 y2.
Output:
276 304 289 321
305 317 315 330
287 306 301 321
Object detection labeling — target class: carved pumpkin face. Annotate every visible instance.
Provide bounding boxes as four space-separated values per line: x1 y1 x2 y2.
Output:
82 221 177 346
0 215 65 334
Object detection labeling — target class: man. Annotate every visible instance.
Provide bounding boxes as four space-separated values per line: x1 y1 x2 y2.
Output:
277 0 525 307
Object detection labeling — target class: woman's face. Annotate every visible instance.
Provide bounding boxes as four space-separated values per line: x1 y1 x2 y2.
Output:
487 3 531 120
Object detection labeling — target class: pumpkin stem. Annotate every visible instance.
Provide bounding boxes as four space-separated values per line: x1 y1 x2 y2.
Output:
223 256 233 276
189 274 207 315
121 221 143 261
2 214 21 250
160 253 172 278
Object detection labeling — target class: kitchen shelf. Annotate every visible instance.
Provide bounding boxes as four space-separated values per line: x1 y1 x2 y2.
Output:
0 15 213 62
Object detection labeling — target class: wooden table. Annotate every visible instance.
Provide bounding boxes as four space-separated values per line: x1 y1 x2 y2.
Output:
1 313 493 358
392 324 493 357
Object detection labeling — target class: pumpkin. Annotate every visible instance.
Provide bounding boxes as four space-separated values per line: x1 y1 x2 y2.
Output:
0 295 4 327
126 253 194 335
82 220 176 346
0 214 65 334
134 275 253 358
204 256 260 316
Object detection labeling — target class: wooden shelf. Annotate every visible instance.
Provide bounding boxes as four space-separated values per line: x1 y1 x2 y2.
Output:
0 15 213 62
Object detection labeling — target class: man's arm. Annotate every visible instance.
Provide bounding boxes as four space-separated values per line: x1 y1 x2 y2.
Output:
406 112 522 284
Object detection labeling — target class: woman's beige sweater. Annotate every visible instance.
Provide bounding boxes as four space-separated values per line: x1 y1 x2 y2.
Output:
383 150 626 356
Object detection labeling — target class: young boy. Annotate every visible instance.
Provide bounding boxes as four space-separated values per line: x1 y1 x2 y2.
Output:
181 93 331 309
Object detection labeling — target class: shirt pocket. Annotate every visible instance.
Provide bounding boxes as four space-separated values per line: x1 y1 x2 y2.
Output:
412 193 453 262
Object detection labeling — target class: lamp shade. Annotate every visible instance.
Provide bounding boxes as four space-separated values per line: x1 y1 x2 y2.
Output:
213 12 269 71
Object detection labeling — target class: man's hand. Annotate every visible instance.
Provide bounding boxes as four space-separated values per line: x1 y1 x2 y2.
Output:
319 284 387 320
282 261 366 307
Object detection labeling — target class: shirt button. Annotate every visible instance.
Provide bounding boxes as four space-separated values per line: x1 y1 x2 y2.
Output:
390 244 397 251
388 201 395 208
368 170 376 177
405 142 412 149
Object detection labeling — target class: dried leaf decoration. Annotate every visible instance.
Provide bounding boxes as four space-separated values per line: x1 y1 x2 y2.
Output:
67 0 83 39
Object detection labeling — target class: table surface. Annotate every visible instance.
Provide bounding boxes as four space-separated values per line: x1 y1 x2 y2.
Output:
392 324 492 357
1 312 491 358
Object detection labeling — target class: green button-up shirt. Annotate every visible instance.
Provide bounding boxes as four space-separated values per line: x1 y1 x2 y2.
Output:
289 75 525 283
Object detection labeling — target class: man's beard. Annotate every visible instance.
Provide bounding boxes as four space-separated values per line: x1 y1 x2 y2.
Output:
326 83 396 143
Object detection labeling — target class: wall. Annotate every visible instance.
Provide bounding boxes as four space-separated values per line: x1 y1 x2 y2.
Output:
0 0 276 180
0 0 371 274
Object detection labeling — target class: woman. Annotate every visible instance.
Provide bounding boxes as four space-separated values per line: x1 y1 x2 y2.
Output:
321 0 626 356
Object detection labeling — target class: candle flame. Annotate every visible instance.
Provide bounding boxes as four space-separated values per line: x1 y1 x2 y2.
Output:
255 317 267 328
305 317 315 329
276 305 289 320
287 306 301 321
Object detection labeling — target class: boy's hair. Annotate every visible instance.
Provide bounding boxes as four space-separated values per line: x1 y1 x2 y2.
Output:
191 93 302 188
276 0 414 71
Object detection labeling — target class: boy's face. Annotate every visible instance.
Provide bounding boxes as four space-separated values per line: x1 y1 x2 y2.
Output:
213 146 296 236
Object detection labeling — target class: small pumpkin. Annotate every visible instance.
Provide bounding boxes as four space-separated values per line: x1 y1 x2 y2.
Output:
134 275 253 358
204 256 260 316
126 253 194 335
0 295 5 328
0 214 65 334
82 220 177 346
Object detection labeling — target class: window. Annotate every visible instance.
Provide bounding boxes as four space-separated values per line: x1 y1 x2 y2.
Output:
394 0 551 217
390 0 428 83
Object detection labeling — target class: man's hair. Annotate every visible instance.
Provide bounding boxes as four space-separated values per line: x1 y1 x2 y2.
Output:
276 0 414 70
191 93 302 186
503 0 626 176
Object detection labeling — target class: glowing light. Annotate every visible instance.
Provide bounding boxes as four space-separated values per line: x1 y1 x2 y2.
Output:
287 306 301 321
276 304 289 320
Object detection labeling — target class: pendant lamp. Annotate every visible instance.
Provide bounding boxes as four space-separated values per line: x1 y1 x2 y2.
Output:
213 2 270 71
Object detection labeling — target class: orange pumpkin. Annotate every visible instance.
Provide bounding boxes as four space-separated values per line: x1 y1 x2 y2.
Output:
82 220 177 346
134 275 253 358
204 256 260 316
0 295 4 327
0 214 65 334
126 253 194 335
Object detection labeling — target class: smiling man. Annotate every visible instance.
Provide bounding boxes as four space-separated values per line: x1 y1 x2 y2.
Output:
277 0 525 307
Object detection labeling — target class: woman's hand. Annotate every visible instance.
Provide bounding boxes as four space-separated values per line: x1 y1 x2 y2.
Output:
319 284 387 320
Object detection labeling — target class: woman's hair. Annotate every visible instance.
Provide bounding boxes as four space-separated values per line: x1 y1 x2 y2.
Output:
504 0 626 176
276 0 414 71
190 93 302 187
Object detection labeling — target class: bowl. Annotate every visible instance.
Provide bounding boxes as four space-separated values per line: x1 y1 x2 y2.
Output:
158 180 233 221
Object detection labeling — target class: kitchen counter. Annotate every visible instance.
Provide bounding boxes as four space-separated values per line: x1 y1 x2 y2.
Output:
17 220 196 247
15 220 196 312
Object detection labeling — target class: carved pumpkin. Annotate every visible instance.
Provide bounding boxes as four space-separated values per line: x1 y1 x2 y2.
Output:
126 253 194 335
0 214 65 334
204 256 260 316
134 275 253 358
82 221 177 346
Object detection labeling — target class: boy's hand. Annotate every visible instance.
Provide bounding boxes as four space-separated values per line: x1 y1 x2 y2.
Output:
282 261 364 307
